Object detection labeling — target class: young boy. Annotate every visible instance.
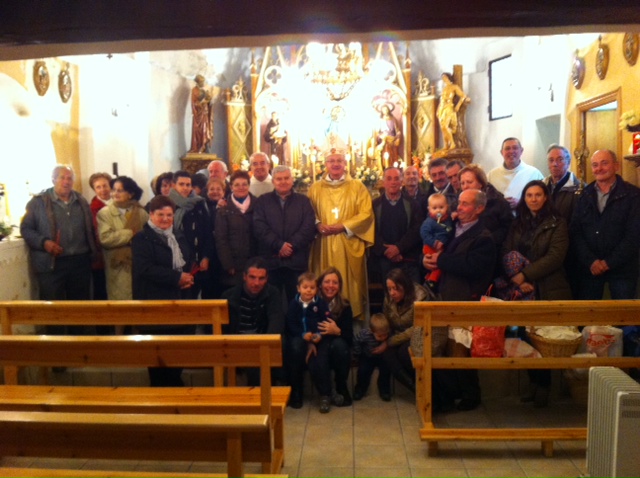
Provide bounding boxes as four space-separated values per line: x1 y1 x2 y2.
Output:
353 313 392 401
285 272 337 412
420 193 454 288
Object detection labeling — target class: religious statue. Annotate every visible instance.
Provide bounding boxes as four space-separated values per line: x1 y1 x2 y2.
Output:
375 103 402 168
437 72 470 151
189 74 214 154
263 111 287 164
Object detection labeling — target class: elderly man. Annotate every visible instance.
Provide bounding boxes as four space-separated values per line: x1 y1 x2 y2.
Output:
401 165 428 217
370 167 422 284
571 149 640 300
249 152 274 197
308 149 375 320
253 165 316 303
197 159 229 181
543 144 584 222
543 144 584 297
423 189 496 411
21 166 96 333
487 137 543 209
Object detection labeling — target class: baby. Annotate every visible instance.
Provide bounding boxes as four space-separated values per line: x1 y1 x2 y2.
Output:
420 193 454 288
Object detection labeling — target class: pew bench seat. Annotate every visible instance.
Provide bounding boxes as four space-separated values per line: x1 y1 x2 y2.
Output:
0 468 287 478
0 411 271 478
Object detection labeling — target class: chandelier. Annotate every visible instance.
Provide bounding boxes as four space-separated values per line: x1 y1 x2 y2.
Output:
304 42 364 102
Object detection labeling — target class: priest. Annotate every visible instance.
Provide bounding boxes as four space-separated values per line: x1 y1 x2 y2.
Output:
308 149 375 320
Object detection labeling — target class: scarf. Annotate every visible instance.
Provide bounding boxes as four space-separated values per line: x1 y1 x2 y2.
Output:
169 189 204 230
147 220 186 271
231 194 251 214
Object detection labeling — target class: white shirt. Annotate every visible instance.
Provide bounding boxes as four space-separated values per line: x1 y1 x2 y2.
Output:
249 175 274 197
487 161 543 202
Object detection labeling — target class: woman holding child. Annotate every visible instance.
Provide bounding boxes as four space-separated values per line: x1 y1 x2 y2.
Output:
286 267 353 412
317 267 353 405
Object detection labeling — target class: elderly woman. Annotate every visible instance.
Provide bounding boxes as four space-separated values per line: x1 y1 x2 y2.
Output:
97 176 148 302
88 172 112 301
381 268 429 399
459 163 513 248
201 177 227 299
501 179 571 407
215 170 257 289
132 195 195 386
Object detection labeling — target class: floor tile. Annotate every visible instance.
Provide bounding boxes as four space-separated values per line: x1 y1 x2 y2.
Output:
405 443 463 469
81 459 138 471
297 465 354 477
32 457 88 470
355 444 409 468
355 465 412 477
301 441 354 468
410 466 468 477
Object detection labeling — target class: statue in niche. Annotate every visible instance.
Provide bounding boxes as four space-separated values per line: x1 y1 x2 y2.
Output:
437 72 470 151
189 74 214 154
263 111 287 164
375 103 402 168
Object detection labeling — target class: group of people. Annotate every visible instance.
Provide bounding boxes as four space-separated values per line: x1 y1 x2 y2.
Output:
19 136 640 411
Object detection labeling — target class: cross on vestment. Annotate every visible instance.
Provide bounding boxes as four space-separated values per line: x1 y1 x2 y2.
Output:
331 207 339 219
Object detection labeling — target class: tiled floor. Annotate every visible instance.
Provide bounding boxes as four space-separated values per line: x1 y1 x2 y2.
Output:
1 373 589 477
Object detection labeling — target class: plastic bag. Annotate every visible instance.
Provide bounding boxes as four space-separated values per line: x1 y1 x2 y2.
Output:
471 326 506 357
471 293 506 358
578 325 623 357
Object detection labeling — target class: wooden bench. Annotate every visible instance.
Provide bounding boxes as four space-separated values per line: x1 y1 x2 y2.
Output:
0 411 269 478
413 300 640 457
0 334 290 476
0 467 285 477
0 300 229 386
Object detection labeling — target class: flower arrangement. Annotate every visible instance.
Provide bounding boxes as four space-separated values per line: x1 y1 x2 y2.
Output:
0 220 15 240
619 110 640 131
353 166 382 188
292 168 312 189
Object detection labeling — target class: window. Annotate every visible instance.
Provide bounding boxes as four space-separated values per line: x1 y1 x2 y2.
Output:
489 55 513 121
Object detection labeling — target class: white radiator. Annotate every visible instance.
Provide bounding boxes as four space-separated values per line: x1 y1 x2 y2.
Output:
587 367 640 477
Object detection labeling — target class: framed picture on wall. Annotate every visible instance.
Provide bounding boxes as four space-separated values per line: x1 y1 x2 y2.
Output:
489 55 513 121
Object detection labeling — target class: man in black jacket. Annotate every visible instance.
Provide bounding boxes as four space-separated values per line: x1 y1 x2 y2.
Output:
571 149 640 299
253 165 316 304
222 258 285 385
423 189 496 412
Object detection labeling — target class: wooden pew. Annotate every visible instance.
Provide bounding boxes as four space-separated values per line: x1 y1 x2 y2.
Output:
0 468 285 477
0 300 229 386
0 334 290 476
0 411 269 478
412 300 640 457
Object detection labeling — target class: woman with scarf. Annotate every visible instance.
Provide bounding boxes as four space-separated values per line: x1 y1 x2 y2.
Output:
132 195 195 386
215 170 257 290
97 176 148 302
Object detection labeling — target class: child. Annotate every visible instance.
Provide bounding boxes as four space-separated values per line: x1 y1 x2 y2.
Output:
353 313 392 401
285 272 337 413
420 193 454 288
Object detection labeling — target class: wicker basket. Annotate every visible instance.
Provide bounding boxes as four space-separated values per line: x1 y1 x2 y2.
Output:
528 331 582 357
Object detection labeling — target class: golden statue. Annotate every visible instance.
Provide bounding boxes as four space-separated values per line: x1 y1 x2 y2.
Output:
437 72 470 151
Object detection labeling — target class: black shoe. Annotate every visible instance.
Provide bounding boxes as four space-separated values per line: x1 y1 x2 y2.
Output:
353 386 365 401
319 396 331 413
288 389 303 409
288 397 303 409
331 391 344 407
457 399 480 411
379 390 392 402
337 388 352 406
534 387 549 408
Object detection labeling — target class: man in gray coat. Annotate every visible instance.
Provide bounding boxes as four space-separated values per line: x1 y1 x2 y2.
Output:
21 165 96 332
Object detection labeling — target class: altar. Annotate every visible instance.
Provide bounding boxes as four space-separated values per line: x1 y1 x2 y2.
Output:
222 42 435 176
